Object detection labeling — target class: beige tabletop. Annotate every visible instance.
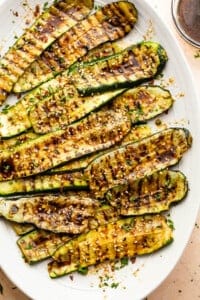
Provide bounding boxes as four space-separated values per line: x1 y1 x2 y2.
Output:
0 0 200 299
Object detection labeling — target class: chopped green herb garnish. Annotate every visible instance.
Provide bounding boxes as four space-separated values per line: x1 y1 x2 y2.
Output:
167 219 175 230
25 244 33 250
155 193 161 200
43 2 49 10
130 195 136 202
121 219 135 231
77 266 88 275
58 57 65 64
1 104 10 114
136 102 143 115
120 257 129 268
94 4 102 11
111 282 119 288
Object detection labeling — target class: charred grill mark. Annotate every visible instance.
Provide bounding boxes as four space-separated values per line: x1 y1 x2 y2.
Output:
39 8 73 37
0 158 15 178
101 2 133 39
56 1 89 20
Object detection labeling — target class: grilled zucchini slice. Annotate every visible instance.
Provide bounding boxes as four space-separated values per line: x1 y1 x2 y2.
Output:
17 230 71 264
0 192 99 234
106 170 188 215
0 0 93 103
17 205 119 264
85 128 192 198
111 85 173 123
48 214 173 277
29 85 172 134
14 1 138 92
70 41 168 96
51 125 152 173
0 172 87 197
0 109 131 180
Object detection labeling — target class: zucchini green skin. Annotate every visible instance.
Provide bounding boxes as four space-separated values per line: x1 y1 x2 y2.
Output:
85 128 192 198
0 172 87 197
17 205 119 264
29 85 172 135
106 170 188 215
70 41 168 96
0 109 131 181
49 215 173 277
0 192 99 234
0 42 120 138
0 0 93 103
13 1 138 93
51 125 152 173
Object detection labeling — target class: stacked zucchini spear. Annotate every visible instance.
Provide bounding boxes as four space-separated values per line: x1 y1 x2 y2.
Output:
0 0 192 278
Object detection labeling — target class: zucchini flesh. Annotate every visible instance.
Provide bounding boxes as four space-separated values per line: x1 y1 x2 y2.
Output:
49 215 173 277
11 222 35 236
70 41 168 96
85 128 192 198
106 170 188 215
13 1 138 92
0 102 33 138
0 172 87 197
0 109 131 180
0 192 99 234
111 85 173 124
29 88 125 134
17 205 119 264
0 0 93 103
29 85 172 135
0 42 120 138
51 125 152 173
